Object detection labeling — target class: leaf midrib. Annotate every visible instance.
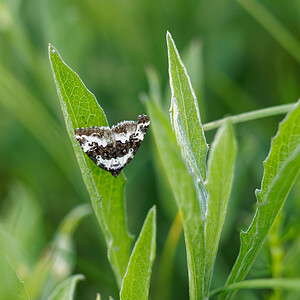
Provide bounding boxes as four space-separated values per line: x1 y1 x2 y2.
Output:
174 58 190 143
53 55 78 129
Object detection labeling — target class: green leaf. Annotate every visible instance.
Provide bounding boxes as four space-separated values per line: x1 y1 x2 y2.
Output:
223 101 300 299
144 65 162 108
0 260 30 300
204 121 237 297
48 45 133 287
167 32 208 186
120 206 156 300
154 211 182 300
47 274 84 300
146 100 205 300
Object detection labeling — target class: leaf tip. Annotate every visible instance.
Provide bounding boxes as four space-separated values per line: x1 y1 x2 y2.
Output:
151 205 157 216
48 44 58 62
50 44 61 58
147 205 157 222
166 31 174 47
75 274 86 281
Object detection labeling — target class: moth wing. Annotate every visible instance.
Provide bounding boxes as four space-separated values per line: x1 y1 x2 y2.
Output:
74 127 113 163
112 114 150 145
74 115 150 177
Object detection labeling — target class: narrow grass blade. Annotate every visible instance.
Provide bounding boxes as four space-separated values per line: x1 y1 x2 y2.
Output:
120 206 156 300
235 0 300 65
223 101 300 299
146 100 205 300
167 32 208 186
49 45 133 287
154 211 182 300
47 274 84 300
144 66 162 108
204 121 237 297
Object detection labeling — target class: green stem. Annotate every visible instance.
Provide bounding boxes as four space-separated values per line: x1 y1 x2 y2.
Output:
235 0 300 64
203 103 296 131
268 215 284 300
209 278 300 298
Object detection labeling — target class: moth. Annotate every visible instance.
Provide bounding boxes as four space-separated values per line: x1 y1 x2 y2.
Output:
74 115 150 177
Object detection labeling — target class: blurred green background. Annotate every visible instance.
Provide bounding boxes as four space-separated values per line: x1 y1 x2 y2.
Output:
1 0 300 299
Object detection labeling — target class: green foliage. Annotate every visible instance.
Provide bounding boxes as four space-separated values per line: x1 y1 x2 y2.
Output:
204 121 237 297
146 33 299 299
47 32 299 300
146 99 205 299
49 45 157 299
49 45 133 287
0 183 90 300
162 32 209 298
210 278 300 298
0 62 84 198
0 261 30 300
167 32 208 188
223 101 300 299
47 275 84 300
41 204 92 297
120 207 156 300
1 0 300 297
154 212 182 300
235 0 300 65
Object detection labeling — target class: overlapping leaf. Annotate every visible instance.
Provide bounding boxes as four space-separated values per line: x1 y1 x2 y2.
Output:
49 45 133 287
167 32 208 204
146 100 205 300
204 121 237 297
223 101 300 299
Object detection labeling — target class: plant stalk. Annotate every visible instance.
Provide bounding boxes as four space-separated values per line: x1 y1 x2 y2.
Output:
203 103 296 131
209 278 300 298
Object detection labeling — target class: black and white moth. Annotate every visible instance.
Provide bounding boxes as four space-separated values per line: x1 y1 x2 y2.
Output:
74 115 150 177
